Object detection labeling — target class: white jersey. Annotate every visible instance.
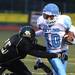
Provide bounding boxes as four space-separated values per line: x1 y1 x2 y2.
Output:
36 15 72 53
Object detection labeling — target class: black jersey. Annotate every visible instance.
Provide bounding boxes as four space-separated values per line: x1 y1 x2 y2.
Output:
0 33 58 65
0 33 35 63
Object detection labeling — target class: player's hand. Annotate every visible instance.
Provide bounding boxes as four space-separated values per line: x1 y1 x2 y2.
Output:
56 53 61 58
64 31 75 42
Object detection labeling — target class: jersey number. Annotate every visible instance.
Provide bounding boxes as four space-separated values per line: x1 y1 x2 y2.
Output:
4 39 11 47
46 34 60 48
51 34 60 48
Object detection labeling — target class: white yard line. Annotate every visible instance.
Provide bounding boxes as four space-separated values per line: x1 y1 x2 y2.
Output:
67 73 75 75
68 63 75 65
32 72 75 75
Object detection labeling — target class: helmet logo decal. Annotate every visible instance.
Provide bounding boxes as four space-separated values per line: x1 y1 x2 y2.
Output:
23 31 31 37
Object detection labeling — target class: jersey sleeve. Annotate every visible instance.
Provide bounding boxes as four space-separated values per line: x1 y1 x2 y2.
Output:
37 16 42 26
69 25 75 35
69 25 75 44
35 16 44 36
36 16 45 29
56 15 72 29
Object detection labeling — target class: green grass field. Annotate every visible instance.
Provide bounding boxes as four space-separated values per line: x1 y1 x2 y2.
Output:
0 31 75 75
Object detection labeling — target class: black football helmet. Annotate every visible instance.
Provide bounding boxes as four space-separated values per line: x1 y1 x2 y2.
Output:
19 26 35 39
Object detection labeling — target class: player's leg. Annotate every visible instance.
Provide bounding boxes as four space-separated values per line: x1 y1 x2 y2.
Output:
48 58 66 75
34 58 53 75
48 52 68 75
0 66 6 75
61 52 68 71
6 60 32 75
34 44 53 74
33 44 46 69
39 63 53 75
34 58 43 69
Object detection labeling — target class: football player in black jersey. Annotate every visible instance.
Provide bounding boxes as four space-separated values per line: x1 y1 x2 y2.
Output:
0 26 59 75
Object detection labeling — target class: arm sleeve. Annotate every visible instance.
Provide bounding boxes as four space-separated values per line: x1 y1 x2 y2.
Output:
69 25 75 35
28 50 58 58
35 30 44 36
56 15 72 29
28 44 58 58
35 16 44 36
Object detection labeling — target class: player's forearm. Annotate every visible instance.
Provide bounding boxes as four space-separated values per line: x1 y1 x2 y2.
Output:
34 44 46 51
28 50 58 58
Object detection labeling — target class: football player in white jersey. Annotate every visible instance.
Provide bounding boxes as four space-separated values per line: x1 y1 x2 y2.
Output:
34 3 73 75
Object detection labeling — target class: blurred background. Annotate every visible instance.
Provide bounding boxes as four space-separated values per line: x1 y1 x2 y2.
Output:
0 0 75 31
0 0 75 75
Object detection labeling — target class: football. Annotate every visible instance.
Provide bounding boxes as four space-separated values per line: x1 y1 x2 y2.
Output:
64 31 75 43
